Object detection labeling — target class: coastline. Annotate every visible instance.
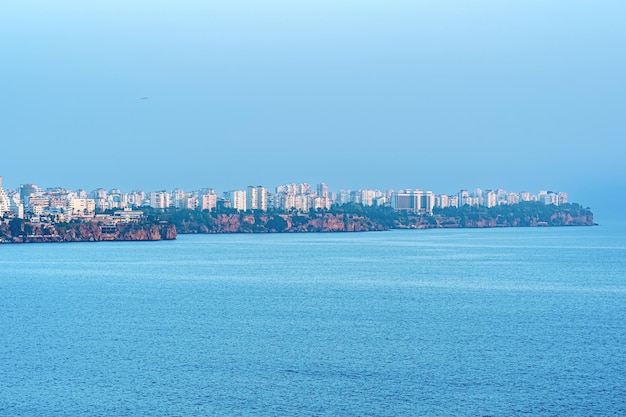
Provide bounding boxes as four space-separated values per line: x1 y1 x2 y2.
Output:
0 221 176 244
0 202 595 243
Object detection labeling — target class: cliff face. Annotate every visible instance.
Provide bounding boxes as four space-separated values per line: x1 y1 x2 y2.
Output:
115 223 177 241
202 213 387 233
158 203 596 235
549 212 595 227
0 220 177 243
395 212 595 229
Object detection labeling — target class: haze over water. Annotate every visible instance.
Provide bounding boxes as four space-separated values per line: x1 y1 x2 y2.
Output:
1 225 624 415
2 1 625 218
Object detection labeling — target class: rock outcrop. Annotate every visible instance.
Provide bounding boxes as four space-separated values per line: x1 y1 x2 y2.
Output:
0 220 176 243
182 213 387 233
155 202 596 235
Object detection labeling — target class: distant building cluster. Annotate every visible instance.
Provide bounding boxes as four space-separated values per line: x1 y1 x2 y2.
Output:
0 175 568 221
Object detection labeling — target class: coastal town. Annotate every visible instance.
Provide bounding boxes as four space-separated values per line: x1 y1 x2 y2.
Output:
0 175 570 221
0 174 592 243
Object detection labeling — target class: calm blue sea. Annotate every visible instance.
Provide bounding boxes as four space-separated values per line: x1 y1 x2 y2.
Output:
1 225 625 416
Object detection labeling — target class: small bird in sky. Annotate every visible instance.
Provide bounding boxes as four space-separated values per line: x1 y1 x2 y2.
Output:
140 97 149 100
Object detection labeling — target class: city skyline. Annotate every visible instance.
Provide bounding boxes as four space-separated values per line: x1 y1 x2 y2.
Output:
1 174 571 200
0 173 574 220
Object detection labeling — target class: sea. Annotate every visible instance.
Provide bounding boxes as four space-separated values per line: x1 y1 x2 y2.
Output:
1 224 624 416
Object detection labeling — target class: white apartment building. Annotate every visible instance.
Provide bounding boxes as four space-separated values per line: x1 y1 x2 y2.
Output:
9 194 24 219
541 192 560 206
0 176 9 216
171 189 189 209
507 193 520 205
437 194 449 209
278 193 296 211
227 190 247 211
69 198 96 216
247 186 267 211
150 191 170 209
311 196 331 210
128 191 147 207
485 190 497 208
200 192 217 211
294 194 309 211
317 183 329 199
358 190 376 206
459 190 471 206
338 190 352 205
0 190 9 217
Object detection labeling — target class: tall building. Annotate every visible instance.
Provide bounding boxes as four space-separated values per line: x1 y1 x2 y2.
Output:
150 191 170 209
20 184 38 207
391 189 435 214
338 190 352 205
128 190 147 207
69 198 96 216
226 190 247 211
421 190 435 214
317 183 329 199
0 176 10 216
247 186 267 211
437 194 449 209
9 193 24 219
541 191 559 206
171 189 188 209
485 190 497 208
358 190 376 207
507 193 520 205
200 192 217 211
459 190 471 206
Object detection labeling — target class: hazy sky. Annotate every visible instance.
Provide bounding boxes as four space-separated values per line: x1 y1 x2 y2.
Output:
1 1 625 216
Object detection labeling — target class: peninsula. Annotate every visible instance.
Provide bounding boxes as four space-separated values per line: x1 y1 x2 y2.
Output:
0 201 594 243
0 175 596 243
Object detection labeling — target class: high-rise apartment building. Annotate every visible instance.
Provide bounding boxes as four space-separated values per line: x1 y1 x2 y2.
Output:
485 190 497 208
150 191 170 209
458 190 471 206
226 190 247 211
437 194 449 209
391 189 434 214
246 186 267 211
507 193 520 205
317 183 329 199
69 198 96 216
200 192 217 211
0 176 9 216
19 184 38 207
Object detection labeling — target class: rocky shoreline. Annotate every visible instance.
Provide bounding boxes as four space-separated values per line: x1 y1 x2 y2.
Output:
158 202 596 234
0 202 596 243
0 220 176 243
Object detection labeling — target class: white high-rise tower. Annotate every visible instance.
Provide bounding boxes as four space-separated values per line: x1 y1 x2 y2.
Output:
0 176 11 216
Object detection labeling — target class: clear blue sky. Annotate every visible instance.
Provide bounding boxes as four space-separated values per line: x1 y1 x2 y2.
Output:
1 1 624 218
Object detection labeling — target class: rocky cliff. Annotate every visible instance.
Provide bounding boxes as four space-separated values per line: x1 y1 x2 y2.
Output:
174 212 387 234
152 202 596 235
0 220 177 243
395 211 596 229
